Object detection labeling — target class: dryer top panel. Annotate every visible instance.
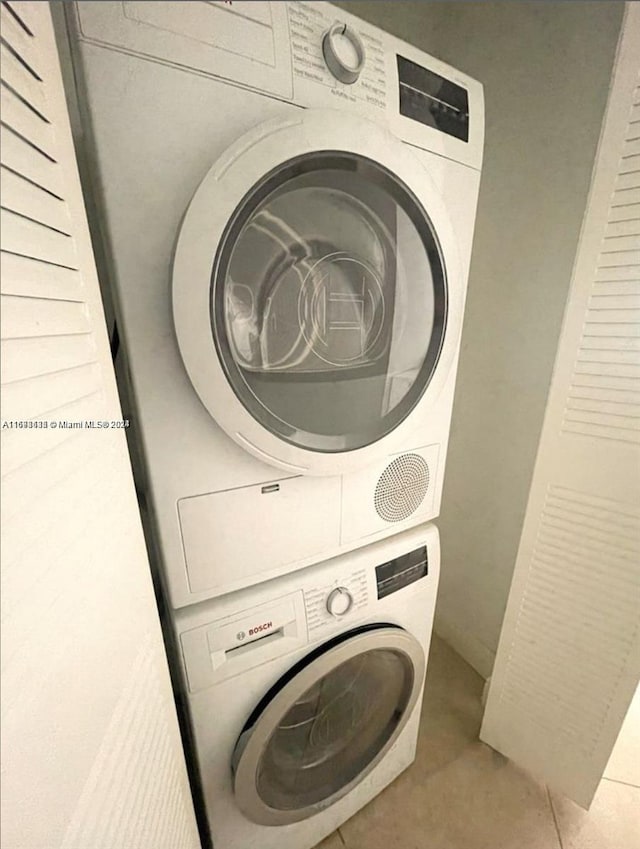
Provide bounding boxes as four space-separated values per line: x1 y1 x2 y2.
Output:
71 0 484 169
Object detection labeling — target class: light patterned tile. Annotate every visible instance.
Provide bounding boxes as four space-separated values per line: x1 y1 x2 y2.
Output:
313 829 344 849
415 633 486 778
340 742 561 849
550 780 640 849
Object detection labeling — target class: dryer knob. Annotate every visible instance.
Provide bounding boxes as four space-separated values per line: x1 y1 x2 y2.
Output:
322 23 365 85
326 587 354 617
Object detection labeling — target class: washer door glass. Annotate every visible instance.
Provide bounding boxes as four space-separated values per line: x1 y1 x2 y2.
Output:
232 626 424 825
212 152 447 453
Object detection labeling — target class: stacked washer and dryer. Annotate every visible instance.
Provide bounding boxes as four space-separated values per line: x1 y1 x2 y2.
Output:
67 2 483 847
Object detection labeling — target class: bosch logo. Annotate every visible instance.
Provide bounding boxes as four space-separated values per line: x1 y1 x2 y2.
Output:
236 631 246 641
249 621 272 636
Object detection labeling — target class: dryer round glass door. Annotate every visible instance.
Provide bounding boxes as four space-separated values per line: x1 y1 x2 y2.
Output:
173 111 463 475
232 625 425 825
214 153 446 453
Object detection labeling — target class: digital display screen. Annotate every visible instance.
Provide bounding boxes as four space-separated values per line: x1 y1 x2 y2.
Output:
376 545 428 599
398 55 469 142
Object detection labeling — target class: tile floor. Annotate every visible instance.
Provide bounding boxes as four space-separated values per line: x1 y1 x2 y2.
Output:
315 635 640 849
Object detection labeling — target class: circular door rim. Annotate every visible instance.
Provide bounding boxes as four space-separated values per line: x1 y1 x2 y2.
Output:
173 109 463 476
232 625 425 826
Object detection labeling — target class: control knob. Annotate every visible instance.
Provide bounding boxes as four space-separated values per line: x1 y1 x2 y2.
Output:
326 586 354 617
322 22 365 85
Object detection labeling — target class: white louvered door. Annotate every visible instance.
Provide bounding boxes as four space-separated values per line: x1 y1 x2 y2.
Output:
0 3 201 847
481 3 640 810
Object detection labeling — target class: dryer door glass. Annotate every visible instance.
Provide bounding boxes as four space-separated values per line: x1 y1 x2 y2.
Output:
232 626 424 825
212 153 447 452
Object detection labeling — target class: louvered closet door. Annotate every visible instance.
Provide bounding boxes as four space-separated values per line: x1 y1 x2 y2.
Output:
481 4 640 810
0 3 201 847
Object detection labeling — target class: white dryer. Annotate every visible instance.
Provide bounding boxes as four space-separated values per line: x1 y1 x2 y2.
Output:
175 524 440 849
68 1 483 607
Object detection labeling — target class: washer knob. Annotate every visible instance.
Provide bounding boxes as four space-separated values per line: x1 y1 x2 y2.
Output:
326 586 354 617
322 22 365 85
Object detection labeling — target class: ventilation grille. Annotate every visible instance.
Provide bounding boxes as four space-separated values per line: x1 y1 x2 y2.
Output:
374 453 430 522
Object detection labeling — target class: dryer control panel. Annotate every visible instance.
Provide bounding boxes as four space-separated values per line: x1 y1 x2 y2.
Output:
72 0 483 170
288 2 388 111
397 55 469 142
285 1 483 168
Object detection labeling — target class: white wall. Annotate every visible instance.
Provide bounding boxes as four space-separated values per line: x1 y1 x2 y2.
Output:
336 1 625 675
606 684 640 787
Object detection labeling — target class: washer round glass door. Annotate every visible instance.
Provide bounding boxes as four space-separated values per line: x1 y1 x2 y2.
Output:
214 152 446 453
173 111 462 475
232 625 425 825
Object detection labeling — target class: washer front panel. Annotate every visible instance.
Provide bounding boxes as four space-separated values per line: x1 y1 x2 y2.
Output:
173 109 463 475
232 625 425 825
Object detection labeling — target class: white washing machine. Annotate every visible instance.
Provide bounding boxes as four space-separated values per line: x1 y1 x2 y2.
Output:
67 1 483 607
175 523 440 849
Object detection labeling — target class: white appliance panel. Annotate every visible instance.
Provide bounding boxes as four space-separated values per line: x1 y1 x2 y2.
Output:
74 0 294 98
341 443 441 543
175 524 440 849
178 475 341 594
68 0 483 606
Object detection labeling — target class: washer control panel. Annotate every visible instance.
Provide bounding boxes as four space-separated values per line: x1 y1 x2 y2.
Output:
326 586 354 617
376 545 428 599
304 567 368 634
